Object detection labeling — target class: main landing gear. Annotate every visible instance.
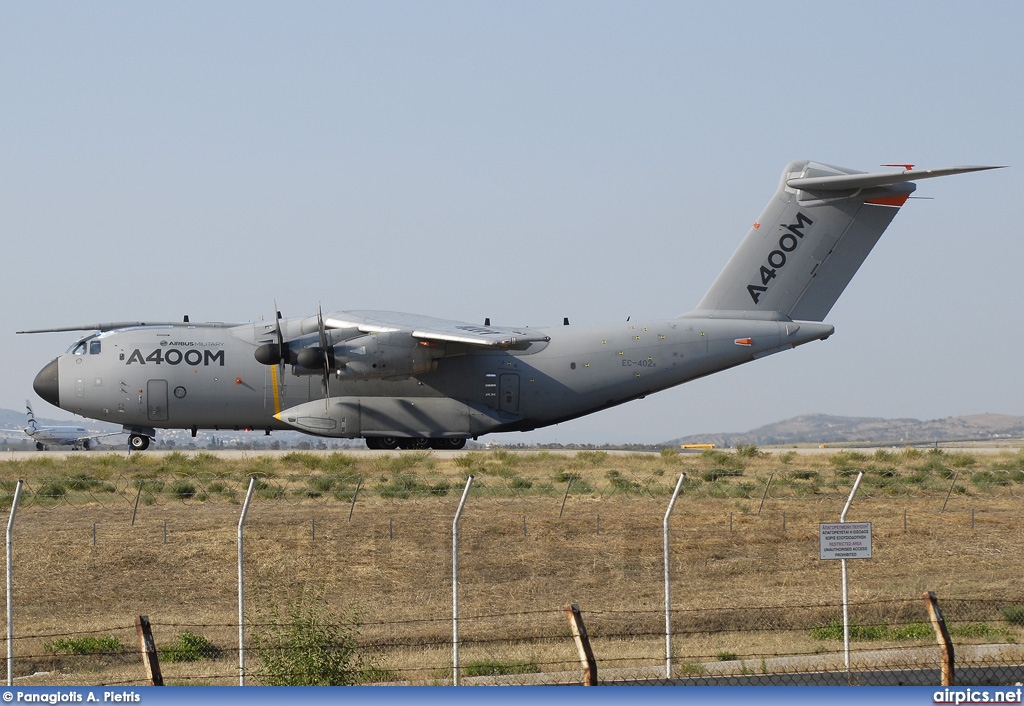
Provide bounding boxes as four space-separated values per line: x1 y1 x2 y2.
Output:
128 434 151 451
364 437 467 450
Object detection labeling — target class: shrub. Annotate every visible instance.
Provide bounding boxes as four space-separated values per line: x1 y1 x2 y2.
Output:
377 475 429 499
170 479 198 500
810 619 888 641
250 590 386 685
160 631 222 662
463 659 539 676
1000 606 1024 626
36 481 67 501
606 470 640 492
45 635 125 655
952 623 1011 641
701 468 743 483
735 444 761 458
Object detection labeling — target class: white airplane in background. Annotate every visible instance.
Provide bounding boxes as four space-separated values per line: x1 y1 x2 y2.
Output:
0 400 122 450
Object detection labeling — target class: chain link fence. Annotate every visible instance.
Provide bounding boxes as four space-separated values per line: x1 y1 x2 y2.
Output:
7 598 1024 685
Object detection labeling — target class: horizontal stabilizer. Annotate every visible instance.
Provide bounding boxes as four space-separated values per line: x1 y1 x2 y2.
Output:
788 165 1003 192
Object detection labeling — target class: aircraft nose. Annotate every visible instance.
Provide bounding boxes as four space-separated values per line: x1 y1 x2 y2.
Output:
33 358 60 407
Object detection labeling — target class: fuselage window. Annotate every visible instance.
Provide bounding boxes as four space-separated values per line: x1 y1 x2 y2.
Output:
89 341 102 355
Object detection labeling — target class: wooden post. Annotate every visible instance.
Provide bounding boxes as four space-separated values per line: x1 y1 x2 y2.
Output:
566 604 597 685
135 615 163 686
347 478 362 522
559 479 572 518
924 591 955 686
131 480 143 526
757 472 774 515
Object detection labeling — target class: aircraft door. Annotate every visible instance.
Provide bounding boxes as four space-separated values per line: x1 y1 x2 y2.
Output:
499 374 519 415
147 380 169 422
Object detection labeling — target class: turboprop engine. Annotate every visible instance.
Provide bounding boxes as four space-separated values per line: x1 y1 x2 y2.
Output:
257 331 441 380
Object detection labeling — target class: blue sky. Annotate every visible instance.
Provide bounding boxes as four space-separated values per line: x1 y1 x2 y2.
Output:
3 1 1021 444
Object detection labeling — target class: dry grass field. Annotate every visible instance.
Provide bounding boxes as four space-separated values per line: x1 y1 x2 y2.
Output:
2 445 1024 685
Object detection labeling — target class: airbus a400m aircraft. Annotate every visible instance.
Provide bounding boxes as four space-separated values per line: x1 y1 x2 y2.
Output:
21 160 999 451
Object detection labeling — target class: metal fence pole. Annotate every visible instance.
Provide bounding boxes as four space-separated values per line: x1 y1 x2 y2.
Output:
840 471 864 675
6 480 22 687
663 473 686 680
237 477 257 686
452 475 474 686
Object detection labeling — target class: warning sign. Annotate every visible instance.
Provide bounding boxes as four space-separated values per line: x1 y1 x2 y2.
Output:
819 522 872 560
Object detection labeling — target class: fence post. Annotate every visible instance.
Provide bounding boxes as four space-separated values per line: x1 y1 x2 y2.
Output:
924 591 955 686
347 478 362 522
566 604 597 685
559 478 572 518
839 471 864 676
135 615 163 686
452 475 474 686
237 477 257 686
663 473 685 679
131 480 143 526
6 480 23 687
757 472 774 515
941 469 959 513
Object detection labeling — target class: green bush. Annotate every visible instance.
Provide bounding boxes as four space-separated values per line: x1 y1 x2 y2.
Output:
170 479 198 499
1000 606 1024 626
36 481 68 500
606 470 640 492
464 659 539 676
160 631 222 662
45 635 125 655
250 590 387 685
810 619 888 641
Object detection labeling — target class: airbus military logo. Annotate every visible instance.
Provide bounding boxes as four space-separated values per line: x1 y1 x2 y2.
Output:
747 212 813 305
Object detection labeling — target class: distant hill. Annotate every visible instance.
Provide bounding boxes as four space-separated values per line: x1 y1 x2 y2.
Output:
671 413 1024 448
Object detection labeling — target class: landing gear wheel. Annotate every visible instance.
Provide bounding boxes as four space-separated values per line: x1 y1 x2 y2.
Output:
365 437 397 450
429 438 467 450
398 438 430 450
128 434 151 451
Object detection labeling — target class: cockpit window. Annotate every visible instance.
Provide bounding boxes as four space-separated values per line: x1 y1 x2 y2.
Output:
68 333 101 356
89 340 102 355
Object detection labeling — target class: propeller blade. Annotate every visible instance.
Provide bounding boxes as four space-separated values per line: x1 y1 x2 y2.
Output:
318 305 331 412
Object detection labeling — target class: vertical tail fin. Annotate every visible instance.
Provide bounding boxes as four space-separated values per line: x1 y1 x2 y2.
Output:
693 161 1001 322
25 400 37 431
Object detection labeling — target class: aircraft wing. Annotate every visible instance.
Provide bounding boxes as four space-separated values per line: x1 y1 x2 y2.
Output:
79 432 124 442
325 310 550 348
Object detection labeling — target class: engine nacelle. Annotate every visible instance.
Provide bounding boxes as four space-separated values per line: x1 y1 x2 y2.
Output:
335 332 440 379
